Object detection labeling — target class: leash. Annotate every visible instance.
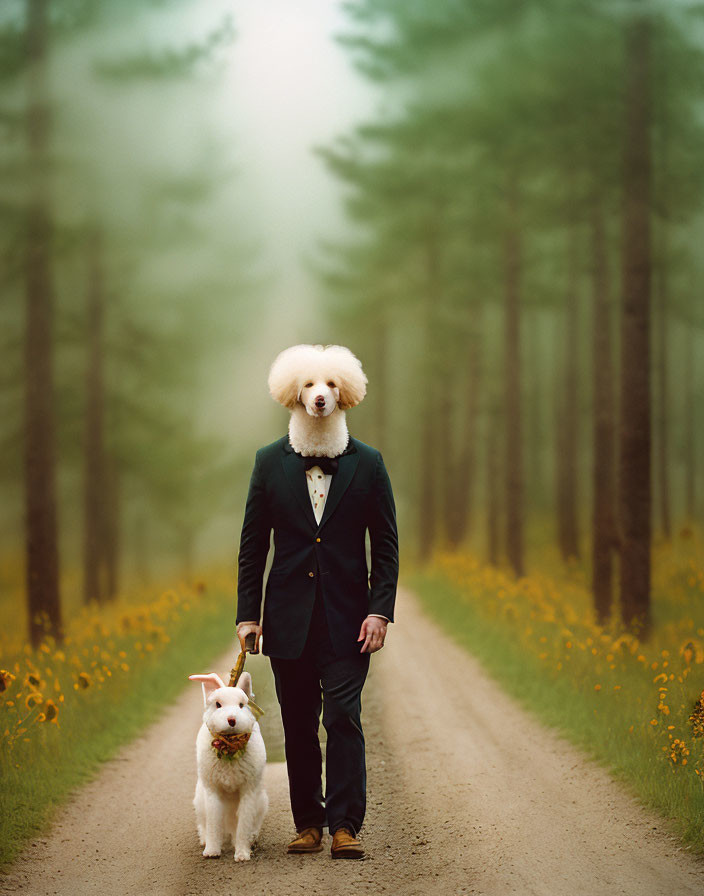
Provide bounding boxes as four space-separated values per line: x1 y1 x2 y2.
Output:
228 631 265 720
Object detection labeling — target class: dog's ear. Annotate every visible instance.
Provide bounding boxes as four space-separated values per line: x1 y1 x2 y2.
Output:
337 375 366 410
189 672 226 707
236 671 253 699
268 345 309 409
328 346 368 410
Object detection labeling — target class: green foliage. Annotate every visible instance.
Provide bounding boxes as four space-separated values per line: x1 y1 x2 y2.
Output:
319 0 704 546
0 0 262 581
94 17 235 81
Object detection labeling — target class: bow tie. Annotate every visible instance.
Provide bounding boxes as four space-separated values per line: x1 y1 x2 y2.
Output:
302 455 339 475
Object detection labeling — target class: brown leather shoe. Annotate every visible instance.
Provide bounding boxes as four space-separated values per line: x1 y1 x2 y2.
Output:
331 825 365 859
287 826 324 853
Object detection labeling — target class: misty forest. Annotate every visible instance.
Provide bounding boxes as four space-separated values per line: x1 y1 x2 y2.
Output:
5 0 703 642
2 0 704 882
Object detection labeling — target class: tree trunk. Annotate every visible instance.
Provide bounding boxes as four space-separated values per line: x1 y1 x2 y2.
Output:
554 311 567 557
23 0 63 647
526 311 546 514
373 305 389 455
654 229 671 540
103 449 121 599
437 327 455 551
683 325 696 522
82 223 107 605
590 200 617 625
447 302 484 549
417 223 441 564
504 179 524 578
486 399 501 567
619 7 653 637
653 16 672 542
102 329 121 601
559 218 581 561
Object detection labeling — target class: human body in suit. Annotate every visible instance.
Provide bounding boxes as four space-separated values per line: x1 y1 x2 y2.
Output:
235 430 399 848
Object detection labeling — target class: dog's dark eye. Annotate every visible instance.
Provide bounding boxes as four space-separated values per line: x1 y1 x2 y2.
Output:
215 701 221 708
327 381 335 388
239 702 244 708
304 381 313 388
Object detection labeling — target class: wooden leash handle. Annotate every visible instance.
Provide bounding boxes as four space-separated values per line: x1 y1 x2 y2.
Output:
227 629 266 718
244 630 258 654
229 629 259 687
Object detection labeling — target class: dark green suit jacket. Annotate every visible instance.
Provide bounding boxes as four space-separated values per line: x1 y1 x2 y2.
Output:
236 434 399 659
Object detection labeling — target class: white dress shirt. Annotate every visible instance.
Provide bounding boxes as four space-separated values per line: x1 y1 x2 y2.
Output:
237 463 389 630
305 465 331 525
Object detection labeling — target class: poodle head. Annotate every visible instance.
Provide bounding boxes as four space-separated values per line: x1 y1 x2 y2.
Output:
189 671 257 737
268 344 367 415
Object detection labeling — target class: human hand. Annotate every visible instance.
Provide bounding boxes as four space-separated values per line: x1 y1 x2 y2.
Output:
358 615 387 653
236 622 262 654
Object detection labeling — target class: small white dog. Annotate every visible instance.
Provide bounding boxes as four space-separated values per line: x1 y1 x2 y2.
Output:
188 670 268 861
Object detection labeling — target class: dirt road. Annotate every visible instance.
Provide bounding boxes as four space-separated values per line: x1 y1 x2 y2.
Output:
2 585 704 896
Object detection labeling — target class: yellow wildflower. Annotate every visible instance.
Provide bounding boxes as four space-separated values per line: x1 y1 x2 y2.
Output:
41 699 59 723
0 669 16 692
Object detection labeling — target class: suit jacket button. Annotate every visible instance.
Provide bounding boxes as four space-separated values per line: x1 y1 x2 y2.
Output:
308 571 314 577
316 537 321 542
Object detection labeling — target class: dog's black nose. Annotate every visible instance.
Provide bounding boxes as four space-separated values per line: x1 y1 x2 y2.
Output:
228 717 236 726
315 396 325 407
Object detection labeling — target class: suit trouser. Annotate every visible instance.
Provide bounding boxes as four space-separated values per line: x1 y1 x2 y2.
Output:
269 579 370 837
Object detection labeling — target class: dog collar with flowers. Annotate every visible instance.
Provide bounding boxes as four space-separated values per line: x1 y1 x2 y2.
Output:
211 730 251 760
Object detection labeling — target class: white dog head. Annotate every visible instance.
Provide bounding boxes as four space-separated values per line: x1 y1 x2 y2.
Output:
188 671 257 737
268 344 367 415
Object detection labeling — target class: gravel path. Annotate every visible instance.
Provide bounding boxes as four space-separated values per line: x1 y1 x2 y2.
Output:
2 585 704 896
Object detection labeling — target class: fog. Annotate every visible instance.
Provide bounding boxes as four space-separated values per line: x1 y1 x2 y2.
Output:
2 0 383 588
208 0 380 439
2 0 703 627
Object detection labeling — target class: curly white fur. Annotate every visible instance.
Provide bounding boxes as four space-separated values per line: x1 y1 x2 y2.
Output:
268 344 367 457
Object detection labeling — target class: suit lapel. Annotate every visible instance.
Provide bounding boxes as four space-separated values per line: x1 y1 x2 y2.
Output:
281 449 319 532
317 450 359 530
281 436 359 534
